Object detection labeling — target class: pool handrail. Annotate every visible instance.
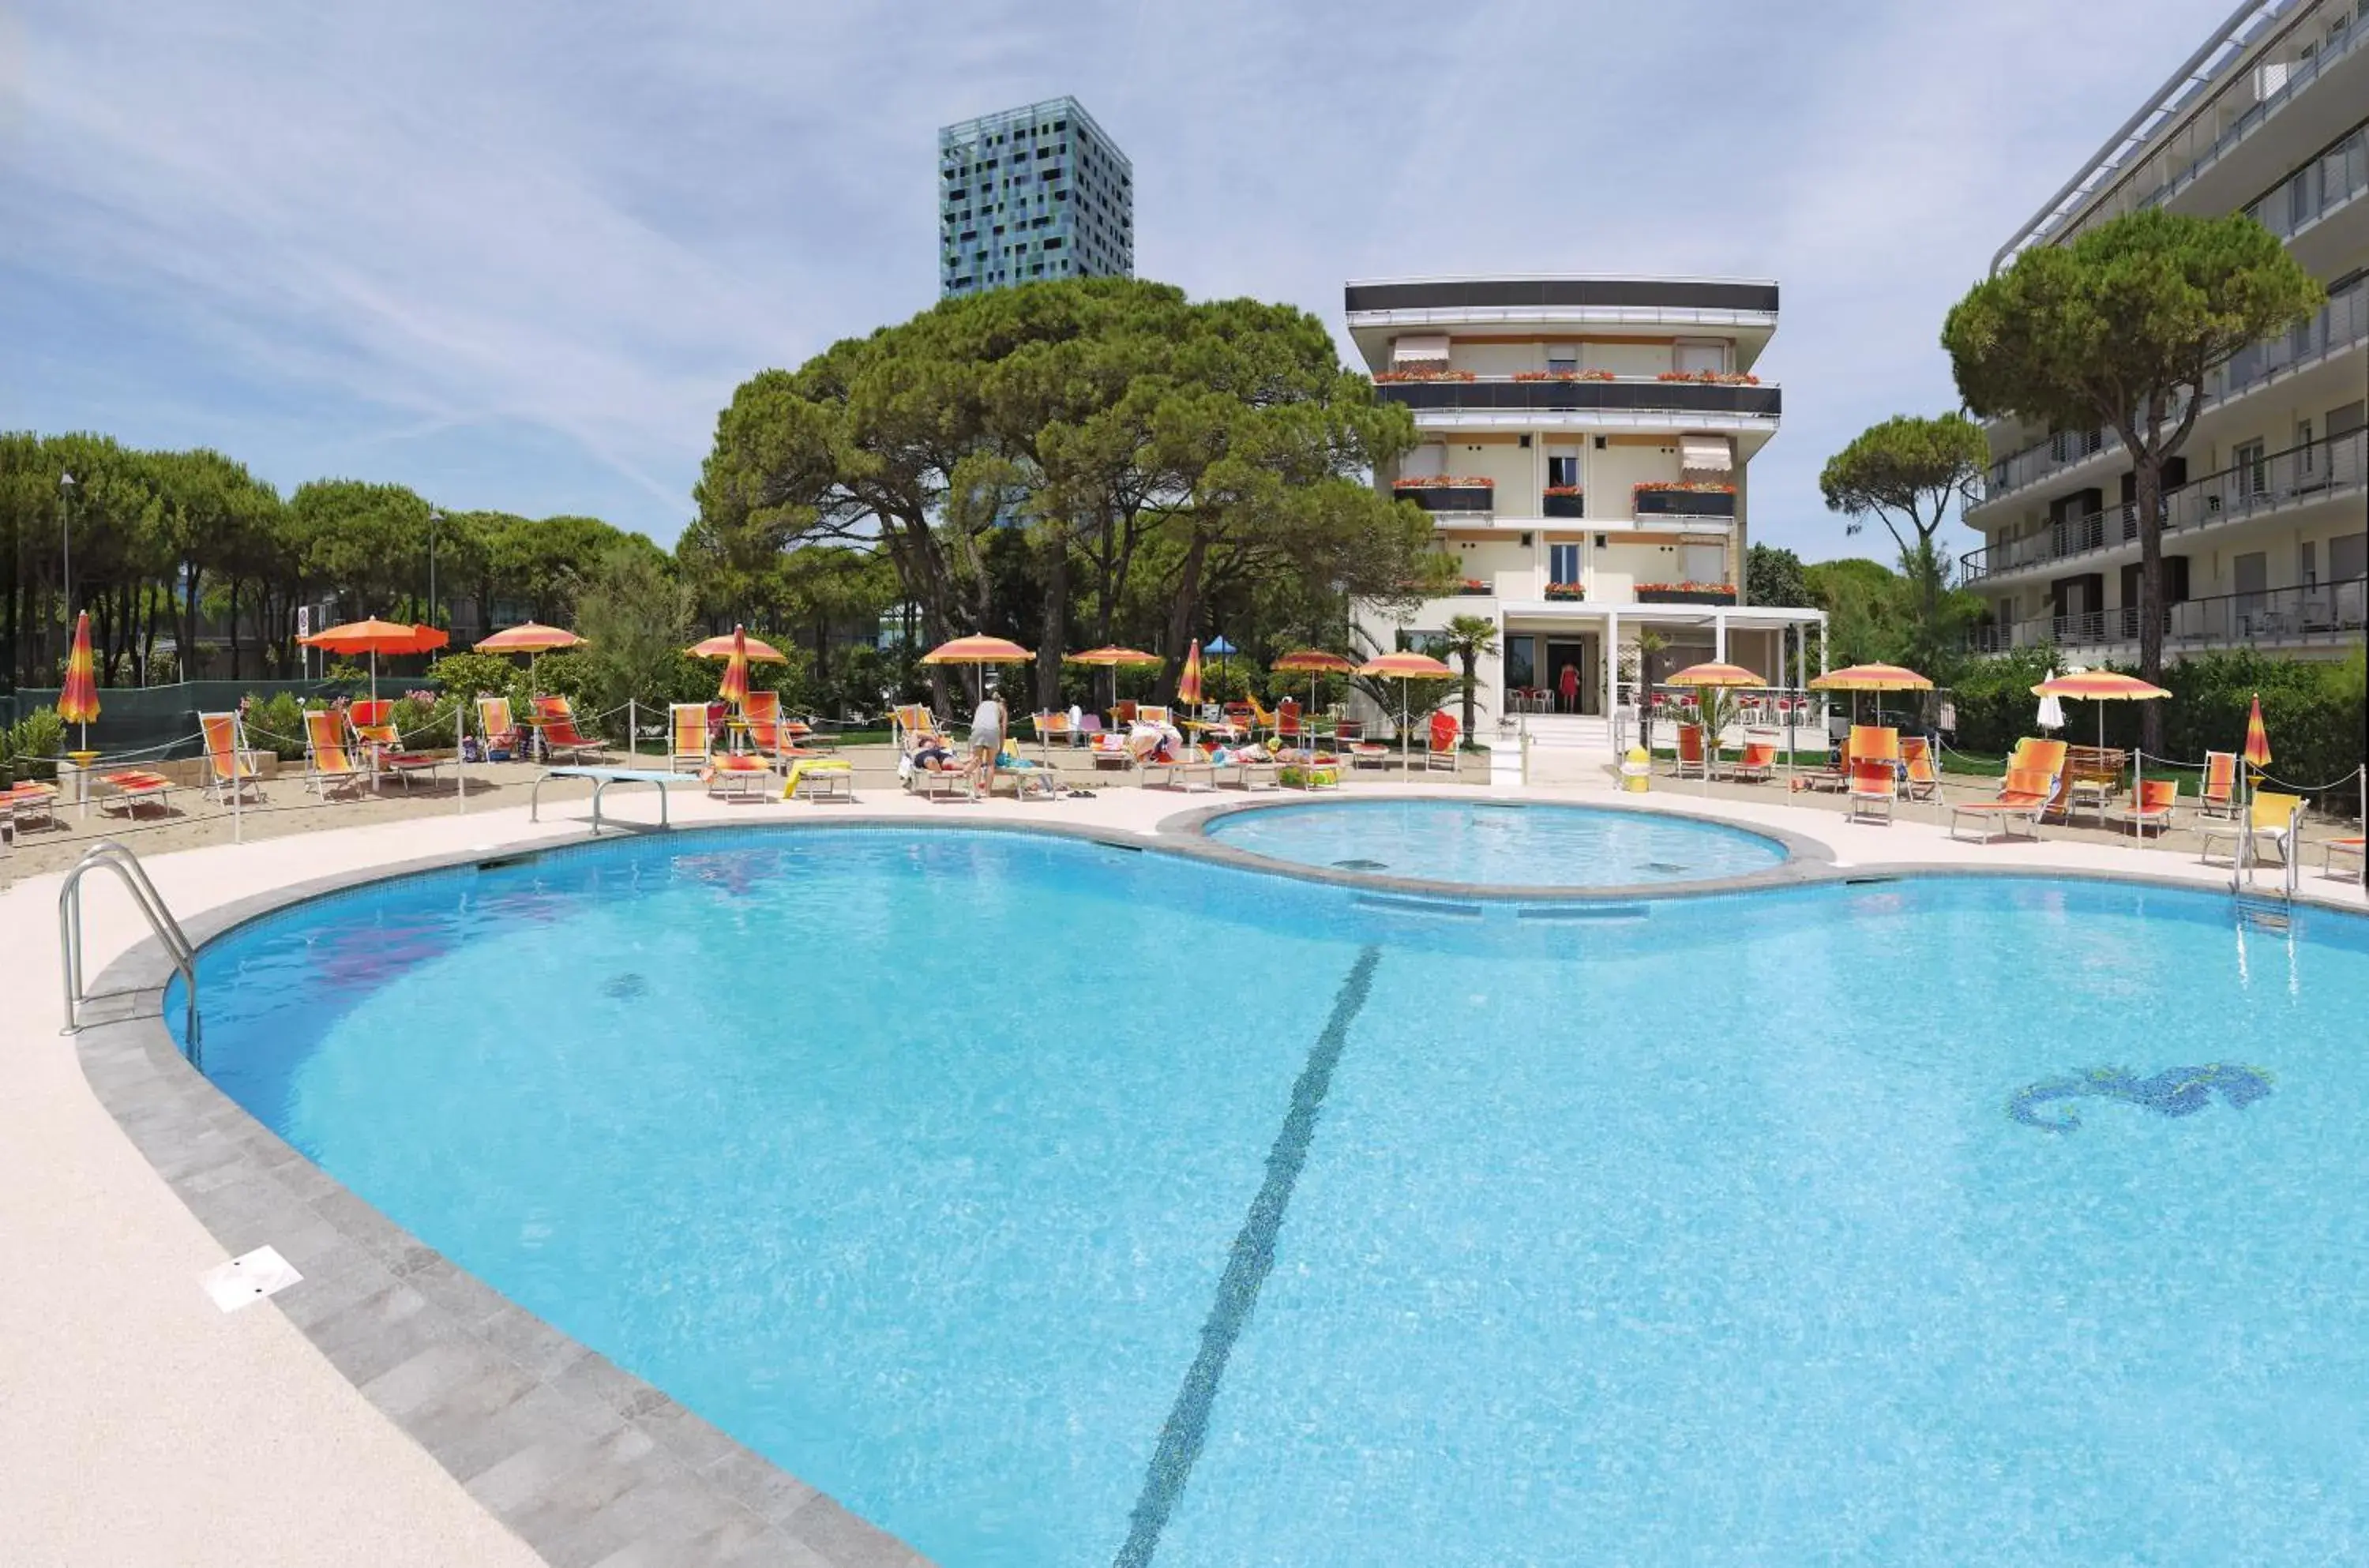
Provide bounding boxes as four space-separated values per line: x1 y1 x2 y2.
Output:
59 839 198 1055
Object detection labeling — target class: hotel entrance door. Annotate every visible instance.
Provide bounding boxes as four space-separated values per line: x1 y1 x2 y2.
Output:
1543 638 1594 715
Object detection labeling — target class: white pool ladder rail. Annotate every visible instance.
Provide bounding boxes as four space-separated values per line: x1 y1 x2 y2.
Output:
58 840 198 1050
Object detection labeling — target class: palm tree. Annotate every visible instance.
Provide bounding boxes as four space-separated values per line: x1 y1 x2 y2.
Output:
1439 614 1500 741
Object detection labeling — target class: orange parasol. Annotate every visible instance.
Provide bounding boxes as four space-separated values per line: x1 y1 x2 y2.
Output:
2242 692 2271 771
686 628 787 662
303 617 449 703
1177 639 1204 707
718 625 752 710
1066 646 1161 666
475 621 585 699
1357 651 1455 767
59 609 99 752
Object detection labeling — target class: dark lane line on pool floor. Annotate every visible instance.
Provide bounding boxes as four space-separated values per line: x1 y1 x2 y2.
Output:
1112 944 1383 1568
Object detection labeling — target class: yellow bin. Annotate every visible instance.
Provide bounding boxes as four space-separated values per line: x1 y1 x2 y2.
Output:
1620 745 1652 793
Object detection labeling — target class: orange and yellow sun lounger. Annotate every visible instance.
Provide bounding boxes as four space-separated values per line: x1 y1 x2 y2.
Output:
1948 761 2061 844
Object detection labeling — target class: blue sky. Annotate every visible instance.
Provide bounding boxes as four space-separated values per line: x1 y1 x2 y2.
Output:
0 0 2237 563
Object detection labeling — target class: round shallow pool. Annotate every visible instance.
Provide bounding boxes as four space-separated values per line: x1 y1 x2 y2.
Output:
1200 797 1789 886
175 827 2369 1566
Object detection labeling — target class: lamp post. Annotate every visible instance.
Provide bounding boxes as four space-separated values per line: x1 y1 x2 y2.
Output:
427 507 441 629
58 471 75 678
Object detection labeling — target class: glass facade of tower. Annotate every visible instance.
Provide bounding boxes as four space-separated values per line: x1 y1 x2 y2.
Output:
939 96 1133 297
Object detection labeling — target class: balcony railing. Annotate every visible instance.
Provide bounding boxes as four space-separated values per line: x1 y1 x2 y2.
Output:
1635 488 1737 519
1976 271 2369 508
1396 485 1495 513
1969 576 2367 653
1963 426 2366 582
1374 377 1781 419
2243 122 2368 244
2222 272 2369 397
1543 492 1586 519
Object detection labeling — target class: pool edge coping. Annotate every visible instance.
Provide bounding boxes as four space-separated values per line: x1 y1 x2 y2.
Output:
1158 790 1838 902
72 813 2369 1568
75 838 940 1568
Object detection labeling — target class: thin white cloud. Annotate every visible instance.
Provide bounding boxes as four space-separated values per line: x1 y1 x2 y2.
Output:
0 0 2245 555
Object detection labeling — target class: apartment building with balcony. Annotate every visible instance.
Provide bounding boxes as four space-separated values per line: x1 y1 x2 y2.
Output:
1343 276 1823 735
1963 0 2369 662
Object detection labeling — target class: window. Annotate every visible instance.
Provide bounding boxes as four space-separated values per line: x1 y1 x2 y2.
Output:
2300 539 2318 586
1546 456 1579 489
2233 439 2266 497
1673 339 1725 375
1549 542 1582 583
1547 348 1578 374
2297 418 2315 474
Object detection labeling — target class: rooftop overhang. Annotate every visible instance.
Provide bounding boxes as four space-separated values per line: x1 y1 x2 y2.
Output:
1343 276 1781 373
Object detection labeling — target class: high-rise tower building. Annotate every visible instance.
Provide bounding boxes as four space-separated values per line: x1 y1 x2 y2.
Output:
938 96 1132 298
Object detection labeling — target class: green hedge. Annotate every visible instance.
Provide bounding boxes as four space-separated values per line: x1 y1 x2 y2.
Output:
1949 648 2366 802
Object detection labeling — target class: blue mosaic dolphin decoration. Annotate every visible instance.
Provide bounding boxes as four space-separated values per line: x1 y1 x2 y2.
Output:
2007 1063 2273 1131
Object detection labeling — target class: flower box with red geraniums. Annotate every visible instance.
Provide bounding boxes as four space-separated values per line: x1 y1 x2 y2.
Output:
1633 482 1737 494
1512 369 1617 382
1635 581 1736 606
1654 370 1761 385
1455 579 1492 596
1545 582 1586 602
1543 484 1583 497
1374 368 1477 383
1394 475 1495 490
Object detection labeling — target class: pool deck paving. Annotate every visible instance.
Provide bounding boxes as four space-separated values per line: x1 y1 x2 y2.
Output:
2 764 2360 1568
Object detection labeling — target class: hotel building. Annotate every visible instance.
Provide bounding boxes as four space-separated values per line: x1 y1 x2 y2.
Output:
939 97 1133 298
1345 276 1823 745
1964 0 2367 662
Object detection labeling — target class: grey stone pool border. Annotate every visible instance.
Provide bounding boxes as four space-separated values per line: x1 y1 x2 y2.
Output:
1160 790 1840 902
72 811 2369 1568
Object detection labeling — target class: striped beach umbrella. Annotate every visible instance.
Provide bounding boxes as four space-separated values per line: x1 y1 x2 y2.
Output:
919 635 1033 665
1177 639 1204 707
2242 692 2271 771
59 609 99 753
1272 648 1354 733
718 625 753 710
686 628 787 662
1357 651 1455 768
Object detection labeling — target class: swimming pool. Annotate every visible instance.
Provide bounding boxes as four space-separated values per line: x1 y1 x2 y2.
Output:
176 827 2369 1566
1200 797 1790 887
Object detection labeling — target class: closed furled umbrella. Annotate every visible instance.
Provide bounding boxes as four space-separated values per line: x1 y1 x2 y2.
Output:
58 609 99 755
718 625 753 711
2036 670 2066 734
1357 650 1455 770
1177 639 1204 708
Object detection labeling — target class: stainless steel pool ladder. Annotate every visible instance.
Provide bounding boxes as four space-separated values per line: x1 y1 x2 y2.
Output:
58 840 198 1049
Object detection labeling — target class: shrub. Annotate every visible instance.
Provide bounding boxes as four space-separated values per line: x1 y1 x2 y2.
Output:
4 705 66 780
389 692 460 750
238 692 317 759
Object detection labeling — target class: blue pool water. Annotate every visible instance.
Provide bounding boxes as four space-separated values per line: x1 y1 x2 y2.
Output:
1200 798 1788 886
176 828 2369 1566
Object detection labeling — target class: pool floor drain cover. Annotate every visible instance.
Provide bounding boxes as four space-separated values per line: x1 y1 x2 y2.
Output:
1645 861 1690 875
602 972 650 1001
201 1246 302 1313
1331 858 1389 872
